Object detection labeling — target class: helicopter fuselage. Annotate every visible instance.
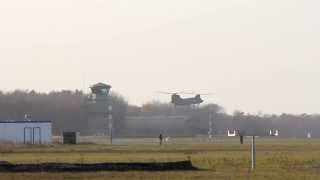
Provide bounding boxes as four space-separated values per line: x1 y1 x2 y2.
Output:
171 94 204 106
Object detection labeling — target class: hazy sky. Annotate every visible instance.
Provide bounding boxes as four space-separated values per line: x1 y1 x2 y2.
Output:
1 0 320 114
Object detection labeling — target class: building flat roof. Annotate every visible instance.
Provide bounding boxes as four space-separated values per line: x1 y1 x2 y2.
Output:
0 121 52 124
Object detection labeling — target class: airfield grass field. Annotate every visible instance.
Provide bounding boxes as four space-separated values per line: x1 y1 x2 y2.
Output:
0 137 320 179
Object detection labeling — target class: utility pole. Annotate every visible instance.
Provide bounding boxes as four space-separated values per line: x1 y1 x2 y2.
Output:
208 106 214 140
208 114 214 140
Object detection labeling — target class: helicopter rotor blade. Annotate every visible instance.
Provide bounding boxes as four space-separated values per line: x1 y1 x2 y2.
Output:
179 91 196 95
179 92 214 95
157 91 213 95
157 91 172 94
198 93 214 96
157 91 180 94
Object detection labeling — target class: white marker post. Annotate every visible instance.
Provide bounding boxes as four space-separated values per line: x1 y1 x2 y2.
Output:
251 136 256 171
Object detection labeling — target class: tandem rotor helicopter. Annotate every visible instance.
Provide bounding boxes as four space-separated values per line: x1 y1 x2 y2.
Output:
158 91 213 106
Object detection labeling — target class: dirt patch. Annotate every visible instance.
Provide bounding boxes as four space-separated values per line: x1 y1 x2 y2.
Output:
0 161 198 172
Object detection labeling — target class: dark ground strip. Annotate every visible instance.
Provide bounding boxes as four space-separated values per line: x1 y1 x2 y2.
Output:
0 161 198 172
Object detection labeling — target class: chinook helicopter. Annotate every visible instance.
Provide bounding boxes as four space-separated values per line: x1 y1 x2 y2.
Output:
158 92 213 106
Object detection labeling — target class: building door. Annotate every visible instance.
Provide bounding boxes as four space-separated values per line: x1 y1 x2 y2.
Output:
33 127 41 144
24 127 33 144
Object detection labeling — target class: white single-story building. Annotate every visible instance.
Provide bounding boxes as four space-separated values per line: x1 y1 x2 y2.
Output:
0 121 52 144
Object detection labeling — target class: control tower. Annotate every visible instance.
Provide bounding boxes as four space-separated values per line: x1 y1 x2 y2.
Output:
87 83 112 135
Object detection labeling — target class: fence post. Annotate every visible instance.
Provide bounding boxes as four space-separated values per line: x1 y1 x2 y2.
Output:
251 136 256 171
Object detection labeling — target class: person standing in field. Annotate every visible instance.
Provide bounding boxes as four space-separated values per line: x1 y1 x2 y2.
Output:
159 134 163 146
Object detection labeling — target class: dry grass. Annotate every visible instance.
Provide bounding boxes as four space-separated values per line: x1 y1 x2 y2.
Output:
0 141 17 153
0 138 319 179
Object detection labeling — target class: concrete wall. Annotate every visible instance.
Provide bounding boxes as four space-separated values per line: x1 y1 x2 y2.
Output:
87 115 108 135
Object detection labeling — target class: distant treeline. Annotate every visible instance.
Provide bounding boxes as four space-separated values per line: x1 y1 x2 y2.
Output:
129 102 320 137
0 90 127 135
0 90 319 137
